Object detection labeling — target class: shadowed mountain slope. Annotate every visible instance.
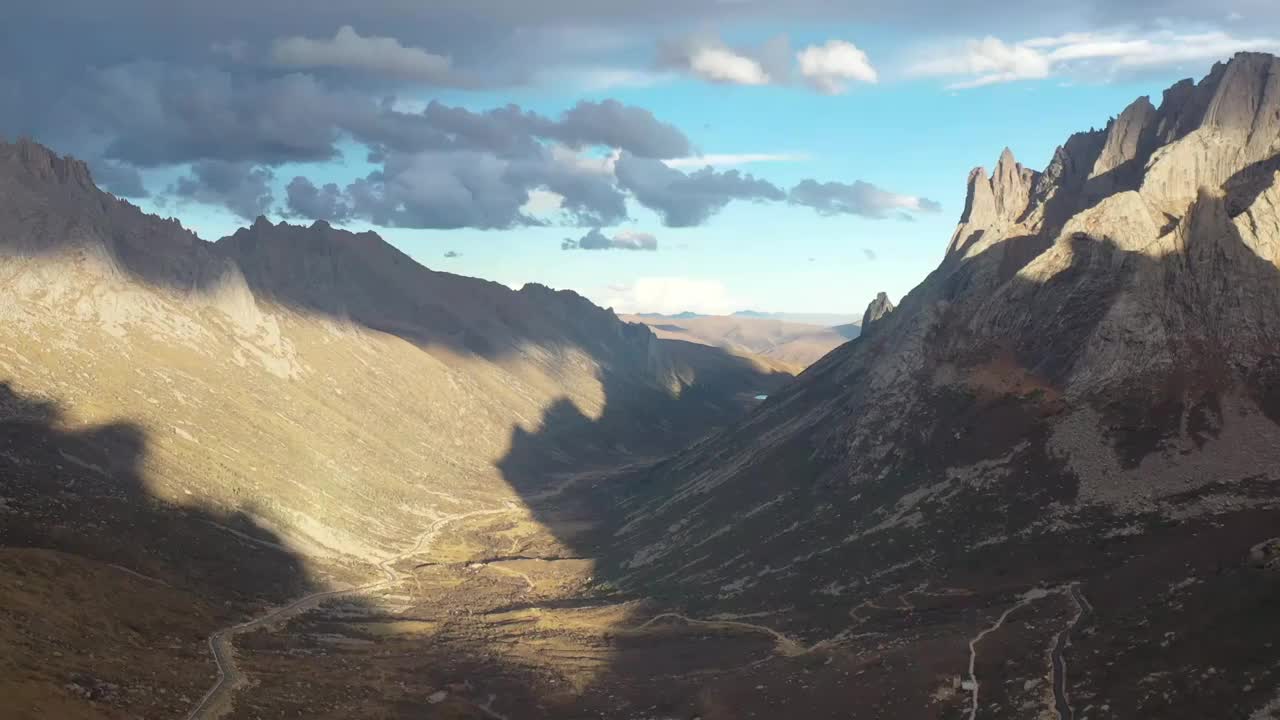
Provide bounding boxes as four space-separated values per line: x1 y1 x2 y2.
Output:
602 52 1280 718
0 136 788 564
0 136 796 718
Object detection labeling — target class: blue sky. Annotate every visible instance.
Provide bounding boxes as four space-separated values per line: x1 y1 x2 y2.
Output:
11 4 1272 316
135 69 1181 315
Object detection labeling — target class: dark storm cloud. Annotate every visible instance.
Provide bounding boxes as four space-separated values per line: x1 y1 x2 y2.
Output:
408 99 688 159
341 150 541 230
271 25 457 84
510 153 630 227
1 1 1049 227
9 1 1215 52
88 63 347 167
562 228 658 250
284 142 628 230
614 154 786 227
88 159 149 198
8 52 682 225
548 100 690 159
284 177 353 223
788 179 941 219
171 160 275 220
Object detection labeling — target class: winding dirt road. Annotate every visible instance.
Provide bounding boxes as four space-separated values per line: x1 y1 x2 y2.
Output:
184 505 512 720
964 583 1093 720
183 464 663 719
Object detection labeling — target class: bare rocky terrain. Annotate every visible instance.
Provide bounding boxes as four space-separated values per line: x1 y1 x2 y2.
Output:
6 51 1280 720
602 51 1280 718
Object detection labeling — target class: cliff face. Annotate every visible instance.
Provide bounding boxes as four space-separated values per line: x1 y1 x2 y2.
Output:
603 52 1280 718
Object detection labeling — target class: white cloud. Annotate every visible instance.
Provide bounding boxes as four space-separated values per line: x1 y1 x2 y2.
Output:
687 46 772 85
598 277 739 315
909 36 1051 88
522 189 565 215
563 228 658 251
910 27 1280 89
662 34 877 94
612 230 659 250
665 152 809 168
796 40 879 94
272 25 453 82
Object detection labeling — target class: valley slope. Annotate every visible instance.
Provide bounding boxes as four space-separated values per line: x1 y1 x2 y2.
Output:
0 138 788 719
603 51 1280 719
8 51 1280 720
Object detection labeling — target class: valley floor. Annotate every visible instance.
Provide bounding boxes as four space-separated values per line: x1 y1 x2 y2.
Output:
168 482 1280 719
4 428 1279 720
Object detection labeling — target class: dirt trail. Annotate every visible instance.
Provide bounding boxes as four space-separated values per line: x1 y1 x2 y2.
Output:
964 584 1092 720
486 563 538 592
632 612 815 657
965 587 1052 720
184 505 513 720
1050 584 1093 720
183 464 658 719
108 563 170 587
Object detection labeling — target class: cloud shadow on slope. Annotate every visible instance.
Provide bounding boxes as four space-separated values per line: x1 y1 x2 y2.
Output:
0 380 317 719
3 137 806 719
0 138 666 369
537 176 1280 717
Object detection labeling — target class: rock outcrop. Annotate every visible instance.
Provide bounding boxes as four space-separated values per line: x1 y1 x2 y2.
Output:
859 291 895 333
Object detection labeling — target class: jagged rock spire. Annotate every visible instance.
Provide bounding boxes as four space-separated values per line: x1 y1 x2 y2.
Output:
948 147 1037 258
861 291 895 333
991 147 1033 221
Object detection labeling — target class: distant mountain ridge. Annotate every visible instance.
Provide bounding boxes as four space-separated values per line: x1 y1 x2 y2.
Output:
0 137 799 719
732 310 862 326
623 312 860 370
0 134 788 569
634 310 862 327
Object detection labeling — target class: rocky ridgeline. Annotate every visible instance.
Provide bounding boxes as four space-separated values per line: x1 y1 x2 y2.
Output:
605 56 1280 718
0 136 780 563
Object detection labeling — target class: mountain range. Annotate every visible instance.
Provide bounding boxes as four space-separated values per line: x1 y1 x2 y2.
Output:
0 137 788 718
638 310 863 327
602 51 1280 718
5 51 1280 720
622 312 860 371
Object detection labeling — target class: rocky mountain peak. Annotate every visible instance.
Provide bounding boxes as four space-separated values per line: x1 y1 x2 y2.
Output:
949 148 1038 258
1090 96 1156 179
607 60 1280 715
950 51 1280 263
1 137 95 190
860 291 895 333
992 146 1035 220
1201 52 1280 134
